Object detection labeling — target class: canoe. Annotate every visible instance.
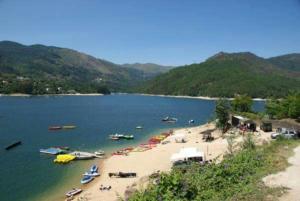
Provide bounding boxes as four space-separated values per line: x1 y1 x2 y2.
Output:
70 151 96 160
40 147 64 155
83 171 100 177
62 125 76 129
90 165 98 173
80 175 94 184
5 141 22 150
65 188 82 197
48 126 62 130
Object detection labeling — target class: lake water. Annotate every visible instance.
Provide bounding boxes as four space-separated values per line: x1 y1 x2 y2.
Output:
0 94 264 201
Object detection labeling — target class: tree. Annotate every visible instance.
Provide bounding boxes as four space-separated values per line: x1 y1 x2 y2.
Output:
215 98 230 133
231 94 253 112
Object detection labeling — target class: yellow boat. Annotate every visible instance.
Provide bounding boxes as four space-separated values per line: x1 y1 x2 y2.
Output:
54 154 75 164
62 125 76 129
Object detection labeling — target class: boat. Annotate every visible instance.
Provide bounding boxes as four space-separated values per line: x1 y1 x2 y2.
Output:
189 119 195 124
83 171 100 177
90 164 98 173
62 125 76 129
5 141 22 150
80 175 94 184
109 134 124 140
48 126 62 130
65 188 82 197
40 147 64 155
53 146 70 151
123 135 134 140
94 150 105 156
54 154 76 164
162 116 178 123
136 126 143 129
70 151 96 160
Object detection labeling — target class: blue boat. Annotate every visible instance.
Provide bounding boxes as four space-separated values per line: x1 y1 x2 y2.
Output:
80 175 94 184
39 147 64 155
90 165 98 173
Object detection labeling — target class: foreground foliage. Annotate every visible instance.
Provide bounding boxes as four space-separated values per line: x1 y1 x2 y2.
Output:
129 138 300 201
266 92 300 119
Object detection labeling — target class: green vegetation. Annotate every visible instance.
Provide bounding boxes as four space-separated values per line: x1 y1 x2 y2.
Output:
231 94 253 113
139 52 300 98
129 138 300 201
265 92 300 119
0 41 166 94
122 63 174 78
215 98 230 132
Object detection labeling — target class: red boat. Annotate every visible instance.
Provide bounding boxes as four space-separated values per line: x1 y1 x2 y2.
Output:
48 126 62 130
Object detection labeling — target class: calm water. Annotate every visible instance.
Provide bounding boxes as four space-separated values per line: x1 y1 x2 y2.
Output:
0 94 264 201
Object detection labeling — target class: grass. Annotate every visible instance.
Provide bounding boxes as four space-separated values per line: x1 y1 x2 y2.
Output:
128 137 300 201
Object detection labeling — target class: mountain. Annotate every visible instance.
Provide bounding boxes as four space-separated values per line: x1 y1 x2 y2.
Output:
268 53 300 72
0 41 147 94
121 63 174 78
139 52 300 98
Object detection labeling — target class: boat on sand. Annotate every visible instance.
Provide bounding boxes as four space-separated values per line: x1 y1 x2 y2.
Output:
65 188 82 197
70 151 96 160
80 175 94 184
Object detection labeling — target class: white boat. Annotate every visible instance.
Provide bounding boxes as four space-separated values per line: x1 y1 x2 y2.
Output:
94 150 105 156
70 151 96 160
83 171 100 177
65 188 82 197
136 126 143 129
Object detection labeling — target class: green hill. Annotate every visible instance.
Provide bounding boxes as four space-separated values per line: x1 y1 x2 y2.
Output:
0 41 148 94
140 52 300 98
122 63 174 78
268 53 300 72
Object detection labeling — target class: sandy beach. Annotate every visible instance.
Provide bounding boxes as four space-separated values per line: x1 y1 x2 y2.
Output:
134 93 266 101
73 123 271 201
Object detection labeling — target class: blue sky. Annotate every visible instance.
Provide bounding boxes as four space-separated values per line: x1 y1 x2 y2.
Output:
0 0 300 65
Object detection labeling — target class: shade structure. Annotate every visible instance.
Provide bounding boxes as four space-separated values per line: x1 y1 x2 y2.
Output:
170 147 205 163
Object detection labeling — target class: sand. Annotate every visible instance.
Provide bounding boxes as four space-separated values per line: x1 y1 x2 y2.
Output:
72 123 271 201
135 93 266 101
263 146 300 201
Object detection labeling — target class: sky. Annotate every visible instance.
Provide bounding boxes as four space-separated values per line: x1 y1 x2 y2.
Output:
0 0 300 66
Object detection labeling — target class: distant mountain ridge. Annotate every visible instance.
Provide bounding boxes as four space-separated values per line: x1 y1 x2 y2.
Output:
139 52 300 98
0 41 168 94
122 63 174 78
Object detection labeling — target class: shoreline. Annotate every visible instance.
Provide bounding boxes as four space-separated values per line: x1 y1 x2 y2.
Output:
127 93 267 101
1 92 266 101
74 122 271 201
0 93 104 97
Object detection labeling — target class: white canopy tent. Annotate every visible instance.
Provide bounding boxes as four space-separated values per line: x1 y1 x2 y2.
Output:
170 147 205 163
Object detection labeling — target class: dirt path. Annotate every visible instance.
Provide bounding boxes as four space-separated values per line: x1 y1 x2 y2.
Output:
263 146 300 201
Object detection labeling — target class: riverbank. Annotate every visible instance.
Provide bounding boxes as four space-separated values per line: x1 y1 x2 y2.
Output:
0 93 104 97
74 122 271 201
131 93 266 101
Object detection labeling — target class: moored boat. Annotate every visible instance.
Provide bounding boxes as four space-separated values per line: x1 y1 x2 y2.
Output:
162 116 178 123
80 175 94 184
123 135 134 140
48 126 62 130
62 125 76 129
39 147 64 155
136 126 143 129
83 171 100 177
65 188 82 197
94 150 105 156
5 141 22 150
70 151 96 160
54 154 76 164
